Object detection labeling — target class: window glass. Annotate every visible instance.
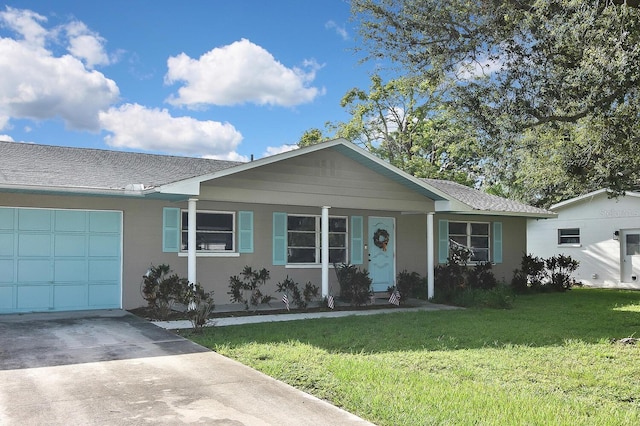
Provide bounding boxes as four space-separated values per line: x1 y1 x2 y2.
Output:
287 215 348 264
181 211 234 252
558 228 580 245
449 222 467 235
448 221 491 263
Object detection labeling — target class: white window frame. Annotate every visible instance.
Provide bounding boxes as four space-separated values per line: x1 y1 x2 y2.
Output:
180 210 236 254
286 214 348 266
448 221 491 263
558 228 581 246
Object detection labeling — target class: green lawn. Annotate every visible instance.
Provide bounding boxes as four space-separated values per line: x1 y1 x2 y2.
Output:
189 288 640 425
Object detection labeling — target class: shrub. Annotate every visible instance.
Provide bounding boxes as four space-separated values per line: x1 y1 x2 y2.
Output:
276 276 319 310
467 262 498 290
396 270 422 300
335 263 373 306
228 266 273 311
511 253 580 293
545 254 580 292
179 283 215 331
452 285 514 309
141 264 189 320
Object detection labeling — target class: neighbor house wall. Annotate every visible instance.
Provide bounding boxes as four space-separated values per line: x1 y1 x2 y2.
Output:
527 192 640 289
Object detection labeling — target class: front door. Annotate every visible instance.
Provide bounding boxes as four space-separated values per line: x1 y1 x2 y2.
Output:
368 217 395 292
622 229 640 283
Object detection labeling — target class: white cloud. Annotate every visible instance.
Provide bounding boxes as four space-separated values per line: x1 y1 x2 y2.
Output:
99 103 243 157
0 134 14 142
325 20 349 40
64 21 111 69
203 151 249 162
0 7 48 49
263 144 299 157
165 38 324 108
0 7 119 130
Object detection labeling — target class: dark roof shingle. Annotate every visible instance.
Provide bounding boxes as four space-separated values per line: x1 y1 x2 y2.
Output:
0 141 242 191
423 178 552 215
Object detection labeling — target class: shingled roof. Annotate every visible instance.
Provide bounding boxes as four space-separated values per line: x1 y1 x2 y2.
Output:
0 141 241 192
423 178 553 216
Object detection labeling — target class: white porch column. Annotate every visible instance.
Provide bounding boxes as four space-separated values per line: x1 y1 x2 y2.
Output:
188 198 198 285
427 212 435 299
321 206 330 298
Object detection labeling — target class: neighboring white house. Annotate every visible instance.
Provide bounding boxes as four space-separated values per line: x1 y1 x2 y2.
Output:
527 189 640 290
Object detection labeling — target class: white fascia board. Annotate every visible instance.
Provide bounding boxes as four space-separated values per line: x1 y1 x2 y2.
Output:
156 180 201 196
551 189 640 211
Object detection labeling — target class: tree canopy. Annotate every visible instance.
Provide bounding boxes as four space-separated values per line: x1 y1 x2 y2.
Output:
351 0 640 203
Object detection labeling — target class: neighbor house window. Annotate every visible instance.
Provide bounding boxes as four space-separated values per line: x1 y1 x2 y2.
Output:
181 211 234 252
287 215 347 264
558 228 580 245
449 221 490 262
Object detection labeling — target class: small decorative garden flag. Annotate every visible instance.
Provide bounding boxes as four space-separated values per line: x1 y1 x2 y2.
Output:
282 293 289 311
327 294 335 310
389 289 400 306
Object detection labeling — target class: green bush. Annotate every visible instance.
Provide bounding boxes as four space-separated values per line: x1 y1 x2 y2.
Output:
228 266 273 310
335 263 372 306
396 270 422 301
276 276 319 309
467 262 498 290
179 283 215 331
141 264 189 320
451 285 514 309
511 254 581 293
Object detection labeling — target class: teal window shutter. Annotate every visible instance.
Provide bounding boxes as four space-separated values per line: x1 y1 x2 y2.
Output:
438 219 449 264
163 207 181 252
273 212 287 265
238 211 254 253
350 216 364 264
493 222 503 264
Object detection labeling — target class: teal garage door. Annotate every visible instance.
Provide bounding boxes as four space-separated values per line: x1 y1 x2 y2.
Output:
0 208 122 313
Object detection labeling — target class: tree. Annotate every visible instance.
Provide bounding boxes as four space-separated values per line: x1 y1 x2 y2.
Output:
298 128 328 147
328 74 482 185
352 0 640 196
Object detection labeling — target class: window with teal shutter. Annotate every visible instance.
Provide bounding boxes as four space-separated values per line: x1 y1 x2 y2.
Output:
272 212 287 265
162 207 180 252
238 211 254 253
493 222 503 264
438 219 449 264
350 216 363 264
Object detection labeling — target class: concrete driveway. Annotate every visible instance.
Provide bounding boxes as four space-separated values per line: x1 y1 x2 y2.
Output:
0 310 373 425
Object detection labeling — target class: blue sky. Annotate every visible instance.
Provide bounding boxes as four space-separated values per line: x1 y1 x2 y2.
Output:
0 1 373 161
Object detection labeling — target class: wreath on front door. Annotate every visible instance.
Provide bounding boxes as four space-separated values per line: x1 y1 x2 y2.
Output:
373 228 390 251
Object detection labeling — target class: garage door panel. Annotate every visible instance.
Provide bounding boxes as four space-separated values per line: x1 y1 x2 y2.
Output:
89 259 120 282
54 285 88 308
55 210 86 232
89 284 120 307
54 259 88 282
0 208 14 229
17 285 51 309
17 259 51 282
89 211 121 233
18 209 51 231
89 235 120 257
55 234 86 256
0 260 13 282
0 233 13 256
0 286 14 308
18 234 51 257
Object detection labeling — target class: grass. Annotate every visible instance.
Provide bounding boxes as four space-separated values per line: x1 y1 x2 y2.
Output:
188 288 640 425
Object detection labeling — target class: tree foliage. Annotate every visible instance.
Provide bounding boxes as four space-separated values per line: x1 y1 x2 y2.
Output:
352 0 640 201
326 74 482 185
